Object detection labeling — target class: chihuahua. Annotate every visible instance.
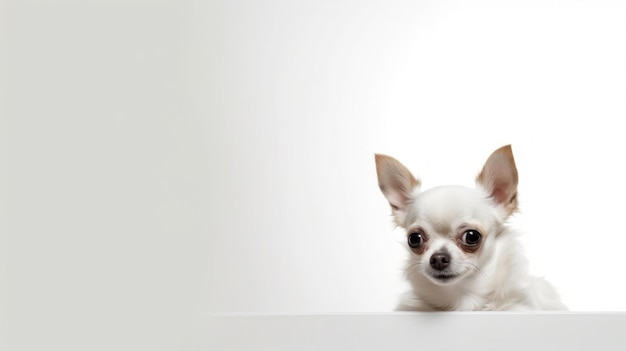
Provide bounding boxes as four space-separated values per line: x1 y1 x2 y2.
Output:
375 145 566 311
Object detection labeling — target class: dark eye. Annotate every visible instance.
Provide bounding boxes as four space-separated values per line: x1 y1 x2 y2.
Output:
408 232 424 248
461 230 482 246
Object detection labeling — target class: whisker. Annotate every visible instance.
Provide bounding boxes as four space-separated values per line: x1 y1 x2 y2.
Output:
468 262 488 282
404 260 421 278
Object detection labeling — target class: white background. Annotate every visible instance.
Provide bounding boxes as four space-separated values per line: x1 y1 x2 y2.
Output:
2 0 626 348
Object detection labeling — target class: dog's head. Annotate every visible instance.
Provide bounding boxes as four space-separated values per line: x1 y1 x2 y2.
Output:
375 145 518 286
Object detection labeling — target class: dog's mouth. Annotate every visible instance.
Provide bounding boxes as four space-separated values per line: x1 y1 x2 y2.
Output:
428 271 460 283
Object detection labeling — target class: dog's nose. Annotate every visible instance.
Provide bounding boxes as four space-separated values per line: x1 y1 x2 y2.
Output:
430 251 450 271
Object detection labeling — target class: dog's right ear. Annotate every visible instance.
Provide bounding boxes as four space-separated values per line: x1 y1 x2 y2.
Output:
476 144 519 217
375 154 421 227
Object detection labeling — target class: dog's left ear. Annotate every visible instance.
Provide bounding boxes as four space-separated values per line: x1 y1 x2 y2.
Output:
375 154 421 227
476 145 519 216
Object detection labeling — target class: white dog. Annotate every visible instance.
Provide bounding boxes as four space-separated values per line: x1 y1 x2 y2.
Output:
375 145 566 311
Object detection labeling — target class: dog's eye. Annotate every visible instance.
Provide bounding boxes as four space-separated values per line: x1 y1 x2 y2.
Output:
461 230 482 246
407 232 424 249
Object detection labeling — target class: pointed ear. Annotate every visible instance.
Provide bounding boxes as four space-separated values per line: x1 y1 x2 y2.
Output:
375 154 421 226
476 145 519 216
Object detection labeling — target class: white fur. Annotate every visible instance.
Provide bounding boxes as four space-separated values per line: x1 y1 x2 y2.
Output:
375 146 566 311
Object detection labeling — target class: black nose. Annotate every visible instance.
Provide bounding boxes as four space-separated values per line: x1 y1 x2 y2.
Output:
430 251 450 271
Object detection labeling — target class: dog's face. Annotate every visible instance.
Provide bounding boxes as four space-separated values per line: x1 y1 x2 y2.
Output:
375 145 519 286
403 185 501 285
